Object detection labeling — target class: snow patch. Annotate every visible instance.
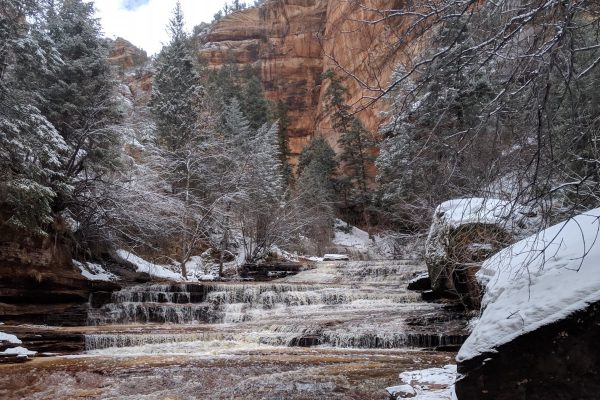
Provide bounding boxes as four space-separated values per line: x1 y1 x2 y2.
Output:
332 219 396 259
184 256 219 281
0 331 22 344
458 207 600 361
0 331 36 358
333 219 371 249
433 198 514 228
1 346 37 356
388 365 457 399
115 250 183 281
74 260 118 282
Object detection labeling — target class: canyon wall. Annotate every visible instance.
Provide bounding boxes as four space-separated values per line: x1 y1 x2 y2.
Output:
196 0 409 168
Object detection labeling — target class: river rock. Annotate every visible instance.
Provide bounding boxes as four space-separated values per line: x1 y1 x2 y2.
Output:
407 273 431 291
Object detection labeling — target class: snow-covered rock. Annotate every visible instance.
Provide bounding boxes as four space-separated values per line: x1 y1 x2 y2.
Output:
1 346 36 356
388 365 457 399
424 198 518 305
455 207 600 400
74 260 118 282
0 331 36 360
331 219 396 259
458 207 600 361
0 331 22 344
322 254 350 261
115 250 183 281
387 384 416 398
184 256 219 281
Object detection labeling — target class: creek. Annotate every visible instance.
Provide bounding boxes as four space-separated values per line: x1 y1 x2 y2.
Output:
0 260 468 399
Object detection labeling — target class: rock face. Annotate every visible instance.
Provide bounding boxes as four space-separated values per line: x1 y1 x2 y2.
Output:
455 302 600 400
197 0 407 168
108 37 153 102
108 37 148 72
0 226 118 326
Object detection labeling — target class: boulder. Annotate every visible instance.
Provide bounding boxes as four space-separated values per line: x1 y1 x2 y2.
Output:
407 273 431 291
424 198 514 307
0 225 119 326
455 207 600 399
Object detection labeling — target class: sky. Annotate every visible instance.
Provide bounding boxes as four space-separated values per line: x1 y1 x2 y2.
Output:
95 0 230 55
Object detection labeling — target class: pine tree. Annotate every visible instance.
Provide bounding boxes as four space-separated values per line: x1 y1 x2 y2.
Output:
43 0 122 223
0 0 68 235
297 137 337 189
150 1 203 151
241 73 270 130
274 101 293 186
323 70 375 228
296 138 337 253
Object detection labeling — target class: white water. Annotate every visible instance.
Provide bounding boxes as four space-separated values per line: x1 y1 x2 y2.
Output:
85 260 468 354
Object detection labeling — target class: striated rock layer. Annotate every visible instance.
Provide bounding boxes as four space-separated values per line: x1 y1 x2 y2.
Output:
0 225 118 326
197 0 408 168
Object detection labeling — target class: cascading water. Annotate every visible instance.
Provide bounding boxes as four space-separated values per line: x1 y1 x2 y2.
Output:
85 260 468 354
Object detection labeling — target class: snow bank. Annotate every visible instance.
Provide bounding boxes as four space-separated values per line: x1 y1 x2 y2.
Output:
387 365 457 399
0 331 22 344
333 219 371 249
116 250 183 281
458 207 600 361
332 219 396 259
433 198 514 228
1 346 37 356
74 260 118 282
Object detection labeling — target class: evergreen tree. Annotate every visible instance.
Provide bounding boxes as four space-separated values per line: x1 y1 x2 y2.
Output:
150 1 202 151
43 0 122 226
296 138 337 253
241 74 270 130
274 101 293 186
297 137 337 188
0 0 67 235
323 70 375 228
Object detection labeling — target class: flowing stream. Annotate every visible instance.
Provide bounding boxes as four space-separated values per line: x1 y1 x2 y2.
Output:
0 260 468 399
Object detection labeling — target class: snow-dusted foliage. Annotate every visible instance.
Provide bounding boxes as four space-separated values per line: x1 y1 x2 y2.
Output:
149 1 203 151
458 207 600 361
0 1 68 234
375 0 600 230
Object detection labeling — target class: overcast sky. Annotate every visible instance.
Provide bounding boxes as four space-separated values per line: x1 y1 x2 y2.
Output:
95 0 230 55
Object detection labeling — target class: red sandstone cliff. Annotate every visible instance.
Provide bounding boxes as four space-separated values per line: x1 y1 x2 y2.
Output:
197 0 408 168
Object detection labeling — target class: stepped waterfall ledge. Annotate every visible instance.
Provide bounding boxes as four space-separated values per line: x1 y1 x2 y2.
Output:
0 260 467 399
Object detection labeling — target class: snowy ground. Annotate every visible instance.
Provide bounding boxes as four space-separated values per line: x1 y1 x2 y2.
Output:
458 207 600 362
331 219 398 259
109 250 220 282
74 260 118 282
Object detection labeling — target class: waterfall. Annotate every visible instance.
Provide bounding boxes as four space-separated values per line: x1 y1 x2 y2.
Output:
86 260 468 353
